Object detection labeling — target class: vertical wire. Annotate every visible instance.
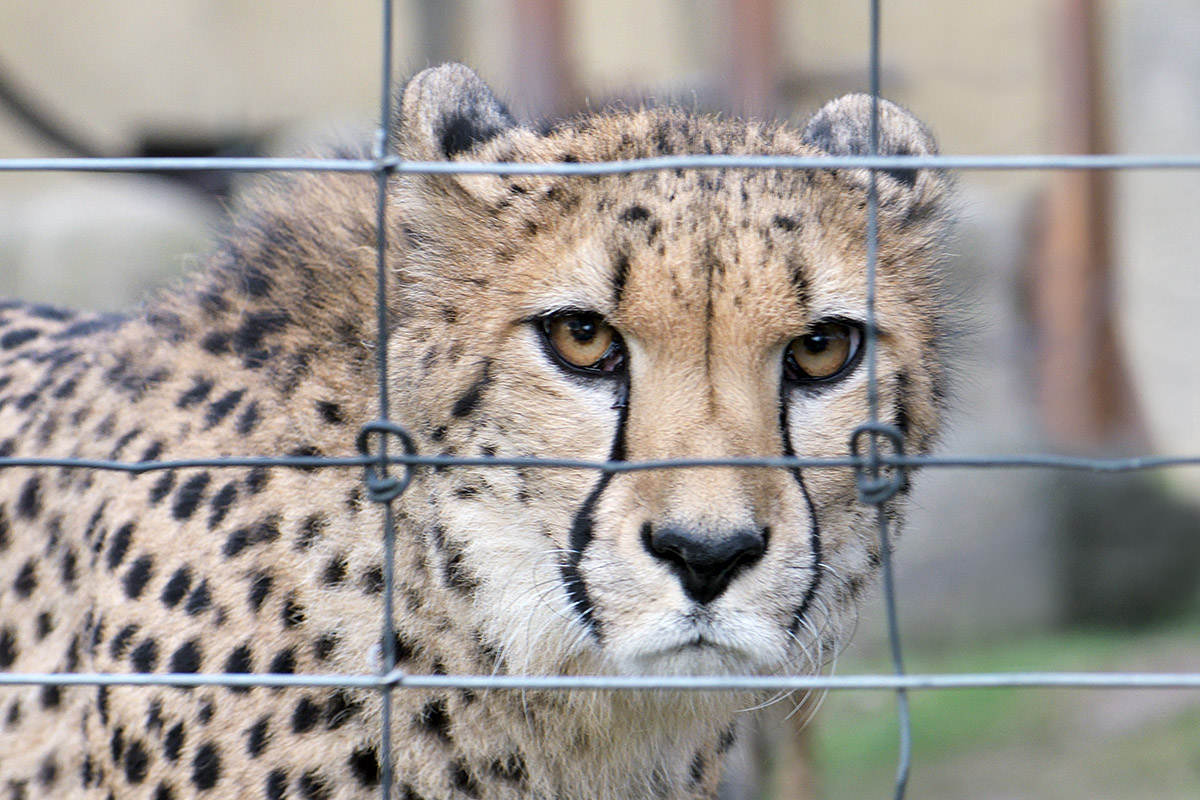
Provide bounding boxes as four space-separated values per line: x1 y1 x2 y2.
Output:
866 1 913 798
374 1 396 798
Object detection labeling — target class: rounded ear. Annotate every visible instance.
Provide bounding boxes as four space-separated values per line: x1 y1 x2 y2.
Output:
802 94 939 190
395 63 521 161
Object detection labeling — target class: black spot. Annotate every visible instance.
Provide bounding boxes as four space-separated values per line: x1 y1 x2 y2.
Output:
191 743 221 790
5 699 19 727
204 389 245 429
443 547 478 594
245 466 269 494
96 685 109 724
313 634 337 662
223 645 253 693
689 751 707 786
176 378 214 409
161 567 192 608
0 508 9 551
281 597 305 628
450 760 480 797
298 771 330 800
13 560 36 598
124 740 150 784
0 328 39 350
322 555 347 586
185 580 212 616
34 611 52 639
450 362 491 418
197 700 214 724
361 565 384 595
268 648 295 675
235 401 260 435
248 572 272 612
286 445 321 470
153 783 174 800
246 717 270 758
57 551 76 587
110 624 139 660
349 748 381 787
222 528 249 558
291 697 320 733
316 401 344 424
417 698 451 741
106 523 134 571
172 473 211 520
491 753 527 784
200 331 231 354
170 641 202 674
37 756 58 787
122 555 154 599
239 265 273 297
16 476 41 519
148 472 177 505
130 638 159 673
265 770 288 800
233 310 289 367
146 699 164 733
111 725 126 762
51 375 79 399
39 684 61 709
618 205 651 223
107 427 142 460
772 214 800 232
324 690 361 729
295 514 325 550
207 482 237 529
163 723 185 762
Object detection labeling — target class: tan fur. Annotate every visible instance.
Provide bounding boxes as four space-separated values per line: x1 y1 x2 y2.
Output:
0 64 952 799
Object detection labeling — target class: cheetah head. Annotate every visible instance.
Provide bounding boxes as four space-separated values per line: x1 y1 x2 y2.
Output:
386 65 952 679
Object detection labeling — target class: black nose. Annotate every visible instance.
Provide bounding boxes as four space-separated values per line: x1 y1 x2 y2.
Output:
642 524 768 604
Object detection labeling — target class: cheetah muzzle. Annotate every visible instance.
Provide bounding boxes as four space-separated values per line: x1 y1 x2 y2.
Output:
0 64 952 800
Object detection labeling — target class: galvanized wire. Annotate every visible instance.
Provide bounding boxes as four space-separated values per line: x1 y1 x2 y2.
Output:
5 153 1200 174
1 2 1200 799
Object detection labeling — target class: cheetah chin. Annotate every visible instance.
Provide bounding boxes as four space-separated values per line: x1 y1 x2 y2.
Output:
1 64 952 800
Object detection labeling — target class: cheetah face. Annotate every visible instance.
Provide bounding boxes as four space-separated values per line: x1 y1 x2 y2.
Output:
389 66 951 678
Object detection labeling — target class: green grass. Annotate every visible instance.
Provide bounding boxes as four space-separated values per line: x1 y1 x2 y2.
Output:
809 617 1200 799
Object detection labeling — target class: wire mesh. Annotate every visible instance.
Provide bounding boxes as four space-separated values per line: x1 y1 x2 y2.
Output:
1 2 1199 799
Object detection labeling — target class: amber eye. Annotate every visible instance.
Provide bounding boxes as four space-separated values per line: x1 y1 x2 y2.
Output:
541 312 625 373
785 320 863 382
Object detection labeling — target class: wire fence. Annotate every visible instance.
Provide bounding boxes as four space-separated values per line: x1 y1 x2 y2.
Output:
2 1 1199 799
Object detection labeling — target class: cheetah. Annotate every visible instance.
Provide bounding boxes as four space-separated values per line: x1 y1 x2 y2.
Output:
0 64 952 799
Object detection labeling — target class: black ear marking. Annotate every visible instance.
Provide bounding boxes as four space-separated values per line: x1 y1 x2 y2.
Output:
802 94 938 188
440 113 508 158
398 63 520 161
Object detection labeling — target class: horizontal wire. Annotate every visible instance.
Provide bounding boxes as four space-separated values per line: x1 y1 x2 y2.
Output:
4 153 1200 175
0 452 1196 473
1 670 1198 691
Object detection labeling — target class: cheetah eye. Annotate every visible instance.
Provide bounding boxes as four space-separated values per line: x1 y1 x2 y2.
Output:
784 320 863 383
540 312 626 374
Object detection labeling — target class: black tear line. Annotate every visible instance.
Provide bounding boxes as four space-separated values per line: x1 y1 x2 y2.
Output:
559 385 629 642
779 397 823 636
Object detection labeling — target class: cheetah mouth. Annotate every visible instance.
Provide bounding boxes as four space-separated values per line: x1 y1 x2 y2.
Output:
627 620 767 674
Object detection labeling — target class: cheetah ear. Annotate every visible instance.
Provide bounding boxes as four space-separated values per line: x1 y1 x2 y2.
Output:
396 63 521 162
802 94 940 191
396 63 536 205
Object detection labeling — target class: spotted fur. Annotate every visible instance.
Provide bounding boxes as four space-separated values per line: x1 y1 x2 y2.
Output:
0 64 953 799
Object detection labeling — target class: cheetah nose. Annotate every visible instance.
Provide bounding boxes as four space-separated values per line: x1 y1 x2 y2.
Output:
641 523 768 604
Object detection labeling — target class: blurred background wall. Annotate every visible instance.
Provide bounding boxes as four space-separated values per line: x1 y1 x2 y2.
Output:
2 2 1198 797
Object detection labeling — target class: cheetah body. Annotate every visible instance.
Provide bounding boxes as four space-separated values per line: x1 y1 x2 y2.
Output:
0 65 951 799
